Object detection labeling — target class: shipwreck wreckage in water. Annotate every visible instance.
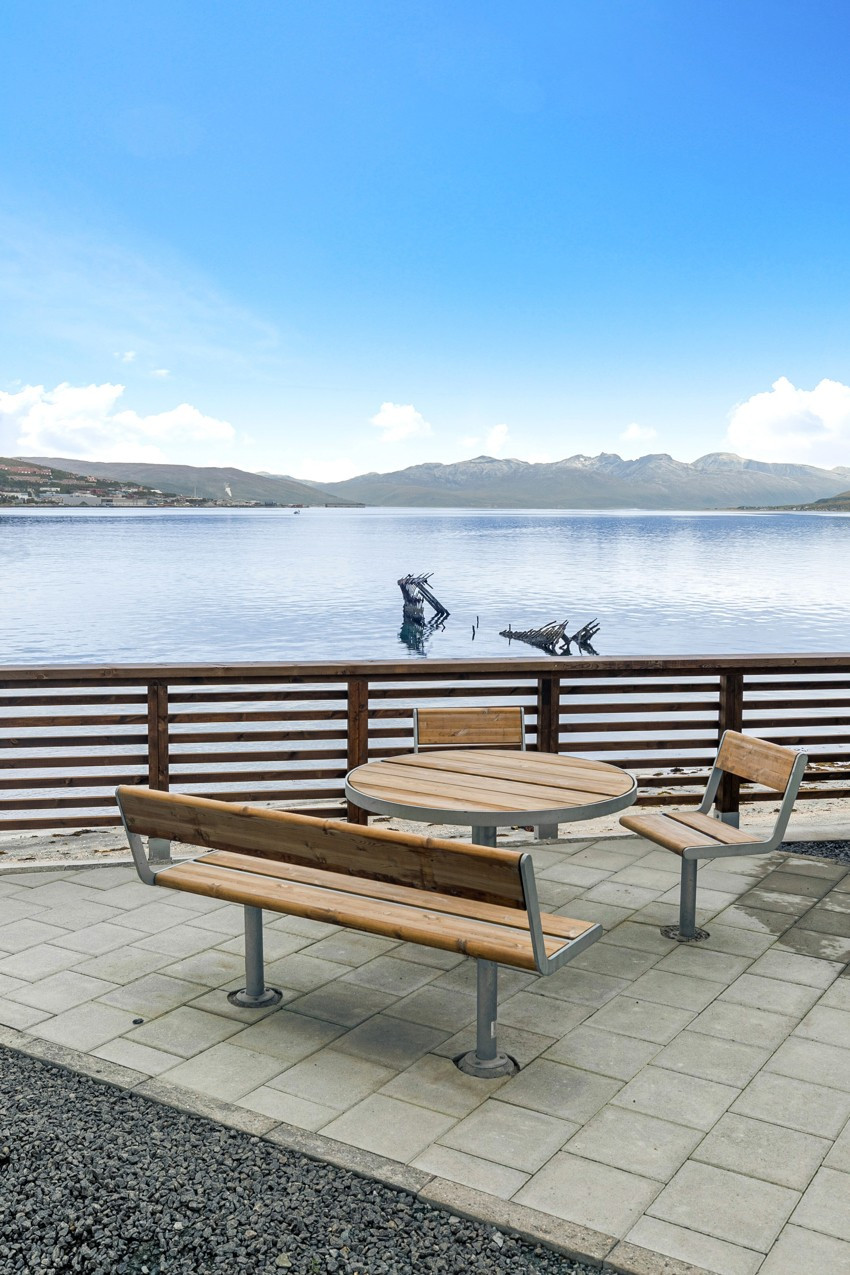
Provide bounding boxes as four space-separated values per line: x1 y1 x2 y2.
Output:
397 573 600 655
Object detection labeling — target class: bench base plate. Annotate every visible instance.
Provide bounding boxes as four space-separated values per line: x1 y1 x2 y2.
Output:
456 1050 518 1079
227 987 284 1009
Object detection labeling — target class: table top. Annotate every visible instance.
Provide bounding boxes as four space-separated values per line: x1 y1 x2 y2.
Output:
345 749 637 827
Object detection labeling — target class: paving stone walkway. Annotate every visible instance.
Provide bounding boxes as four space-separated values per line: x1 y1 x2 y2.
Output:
1 833 850 1275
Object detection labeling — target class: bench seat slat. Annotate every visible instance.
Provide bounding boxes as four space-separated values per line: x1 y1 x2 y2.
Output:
620 810 764 855
198 849 594 942
156 860 569 969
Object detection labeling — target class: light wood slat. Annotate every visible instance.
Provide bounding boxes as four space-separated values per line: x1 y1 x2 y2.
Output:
200 850 594 941
665 811 760 844
620 812 729 854
117 787 526 907
157 861 553 969
400 750 633 795
351 763 619 810
416 707 524 749
717 730 798 790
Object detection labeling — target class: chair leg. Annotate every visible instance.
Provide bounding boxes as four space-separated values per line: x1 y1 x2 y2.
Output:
456 960 518 1078
228 906 284 1007
661 858 710 943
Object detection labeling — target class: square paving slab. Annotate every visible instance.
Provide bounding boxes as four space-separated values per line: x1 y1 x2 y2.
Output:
2 838 849 1275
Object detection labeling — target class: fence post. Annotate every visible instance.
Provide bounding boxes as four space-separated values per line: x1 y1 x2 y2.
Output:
346 676 369 824
716 672 743 824
147 680 169 790
535 675 561 753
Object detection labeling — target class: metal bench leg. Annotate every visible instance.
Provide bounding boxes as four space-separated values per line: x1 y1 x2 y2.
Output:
535 823 558 841
228 906 284 1008
662 858 709 944
456 960 518 1078
148 838 172 866
471 826 497 847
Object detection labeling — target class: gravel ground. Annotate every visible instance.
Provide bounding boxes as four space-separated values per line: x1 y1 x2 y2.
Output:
783 839 850 865
0 1047 596 1275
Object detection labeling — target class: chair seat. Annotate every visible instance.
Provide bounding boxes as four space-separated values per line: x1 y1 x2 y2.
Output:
619 810 765 856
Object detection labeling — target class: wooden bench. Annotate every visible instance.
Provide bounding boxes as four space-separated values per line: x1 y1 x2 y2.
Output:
116 785 602 1077
620 730 808 942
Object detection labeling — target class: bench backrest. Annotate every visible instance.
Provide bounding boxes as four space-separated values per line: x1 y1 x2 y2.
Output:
414 706 525 752
716 730 798 792
116 785 527 909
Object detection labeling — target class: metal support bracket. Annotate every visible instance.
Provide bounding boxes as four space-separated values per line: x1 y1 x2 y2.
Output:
228 906 284 1008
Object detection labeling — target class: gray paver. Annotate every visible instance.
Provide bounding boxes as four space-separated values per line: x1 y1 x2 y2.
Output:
795 1004 850 1050
160 950 246 989
411 1145 528 1200
123 1006 242 1057
494 990 591 1037
731 1071 850 1139
625 1216 763 1275
720 972 823 1018
284 981 397 1027
758 1224 850 1275
228 1010 344 1062
266 1047 394 1110
694 1113 830 1189
158 1042 285 1102
825 1117 850 1172
746 948 844 988
514 1151 661 1237
379 1054 507 1117
789 1166 850 1241
652 1031 771 1088
99 972 208 1016
584 995 695 1044
440 1099 575 1173
322 1094 456 1163
0 999 51 1030
237 1086 336 1130
520 965 628 1008
569 941 660 980
626 969 721 1012
332 1014 448 1069
0 918 69 953
0 943 86 981
648 1160 799 1251
565 1105 702 1182
28 1001 139 1051
9 970 116 1013
386 984 476 1031
688 1001 796 1050
766 1035 850 1094
544 1024 661 1080
654 947 753 985
93 1038 184 1076
342 955 438 996
612 1066 739 1131
497 1058 621 1122
777 926 850 964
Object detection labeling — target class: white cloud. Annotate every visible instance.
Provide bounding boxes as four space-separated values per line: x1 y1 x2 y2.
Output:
151 368 170 378
114 350 136 363
369 401 432 442
726 377 850 468
620 423 657 444
0 382 235 463
460 422 511 456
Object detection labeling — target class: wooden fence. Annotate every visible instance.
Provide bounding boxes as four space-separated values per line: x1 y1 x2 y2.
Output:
1 655 848 831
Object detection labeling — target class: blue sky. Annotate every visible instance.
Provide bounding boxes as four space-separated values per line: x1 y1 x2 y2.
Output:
2 0 850 478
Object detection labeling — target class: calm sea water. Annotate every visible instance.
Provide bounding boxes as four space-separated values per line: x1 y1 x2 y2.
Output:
1 507 849 664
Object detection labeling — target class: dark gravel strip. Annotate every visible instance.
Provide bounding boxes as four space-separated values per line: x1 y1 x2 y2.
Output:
0 1046 596 1275
782 839 850 865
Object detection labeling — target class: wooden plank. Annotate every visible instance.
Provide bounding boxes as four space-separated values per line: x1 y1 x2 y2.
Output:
349 764 626 812
117 787 526 907
717 730 797 791
201 850 594 940
397 750 634 792
157 861 548 968
665 811 759 844
415 706 525 749
619 812 736 854
148 681 169 791
346 677 370 826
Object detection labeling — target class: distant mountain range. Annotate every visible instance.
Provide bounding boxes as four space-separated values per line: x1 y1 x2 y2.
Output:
303 452 850 509
20 451 850 510
22 458 353 506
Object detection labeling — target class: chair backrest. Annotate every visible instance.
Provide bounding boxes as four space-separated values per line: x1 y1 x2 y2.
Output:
716 730 799 791
116 785 527 909
414 706 525 752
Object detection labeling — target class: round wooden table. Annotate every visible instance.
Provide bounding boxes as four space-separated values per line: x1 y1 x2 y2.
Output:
345 749 637 845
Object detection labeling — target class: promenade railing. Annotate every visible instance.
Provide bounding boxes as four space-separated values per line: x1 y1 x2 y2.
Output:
1 655 848 832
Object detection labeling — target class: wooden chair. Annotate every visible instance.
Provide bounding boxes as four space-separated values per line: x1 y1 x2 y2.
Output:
619 730 808 942
413 706 526 752
412 706 563 839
